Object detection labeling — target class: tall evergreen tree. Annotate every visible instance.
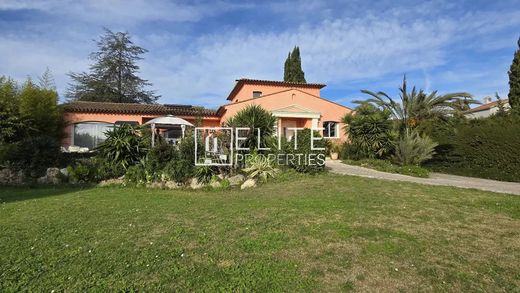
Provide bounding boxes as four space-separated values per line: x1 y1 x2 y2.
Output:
283 46 306 83
67 28 159 104
283 52 292 82
508 37 520 109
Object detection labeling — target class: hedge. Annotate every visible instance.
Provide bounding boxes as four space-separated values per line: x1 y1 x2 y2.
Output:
426 115 520 182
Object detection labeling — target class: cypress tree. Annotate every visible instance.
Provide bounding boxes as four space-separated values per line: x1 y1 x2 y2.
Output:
283 46 306 83
290 47 306 83
283 52 292 82
508 37 520 109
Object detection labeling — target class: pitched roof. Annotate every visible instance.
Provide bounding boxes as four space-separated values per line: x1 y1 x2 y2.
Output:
62 101 219 117
465 99 509 113
227 78 326 100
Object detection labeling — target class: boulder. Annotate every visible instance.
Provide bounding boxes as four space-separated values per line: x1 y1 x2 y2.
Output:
210 180 222 188
98 178 124 187
37 176 48 184
46 168 61 184
60 168 69 177
146 181 164 189
240 178 256 190
190 178 205 189
0 169 11 185
164 181 181 189
228 174 245 186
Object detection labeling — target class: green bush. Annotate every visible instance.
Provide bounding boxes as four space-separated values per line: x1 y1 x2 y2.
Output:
285 128 326 174
163 159 193 183
147 142 178 171
341 103 395 159
392 131 437 166
67 157 125 183
4 135 61 177
426 114 520 182
194 165 217 184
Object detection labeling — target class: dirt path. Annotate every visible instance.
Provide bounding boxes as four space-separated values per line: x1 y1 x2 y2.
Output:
326 160 520 195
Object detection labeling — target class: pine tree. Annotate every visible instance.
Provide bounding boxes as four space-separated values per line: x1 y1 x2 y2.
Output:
283 46 306 83
508 37 520 109
67 28 159 104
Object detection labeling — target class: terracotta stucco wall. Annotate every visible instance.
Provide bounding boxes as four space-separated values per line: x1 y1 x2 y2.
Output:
230 84 321 103
62 112 220 148
221 89 352 141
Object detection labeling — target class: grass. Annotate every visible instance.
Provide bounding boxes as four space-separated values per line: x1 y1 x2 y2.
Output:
1 173 520 291
343 159 430 177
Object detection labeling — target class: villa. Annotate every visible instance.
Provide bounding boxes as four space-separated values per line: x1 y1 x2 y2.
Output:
62 78 353 150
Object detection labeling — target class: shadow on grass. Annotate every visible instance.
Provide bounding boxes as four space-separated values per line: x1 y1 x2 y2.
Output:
0 185 94 204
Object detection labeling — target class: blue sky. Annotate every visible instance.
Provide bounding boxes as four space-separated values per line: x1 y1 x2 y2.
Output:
0 0 519 109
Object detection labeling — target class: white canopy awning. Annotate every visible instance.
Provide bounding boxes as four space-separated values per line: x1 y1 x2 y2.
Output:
144 115 194 147
143 115 194 128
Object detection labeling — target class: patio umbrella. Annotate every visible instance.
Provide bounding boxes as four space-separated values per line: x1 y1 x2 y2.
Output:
143 115 194 146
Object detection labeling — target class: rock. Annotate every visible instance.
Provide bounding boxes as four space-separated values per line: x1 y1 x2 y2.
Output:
164 181 181 189
0 169 10 185
217 174 225 180
60 168 69 177
46 168 61 184
240 178 256 190
210 180 222 188
98 178 123 187
190 178 204 189
228 174 245 186
37 176 48 184
78 147 90 153
12 170 25 185
146 181 164 189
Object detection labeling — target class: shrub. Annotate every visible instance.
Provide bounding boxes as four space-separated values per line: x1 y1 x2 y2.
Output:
341 103 394 159
194 165 217 184
285 128 326 174
426 114 520 182
67 157 125 183
392 131 437 166
242 153 279 182
163 159 193 183
5 135 61 177
96 124 149 169
124 162 153 186
147 142 178 171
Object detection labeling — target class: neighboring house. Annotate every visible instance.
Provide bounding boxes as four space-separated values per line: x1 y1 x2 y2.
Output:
62 78 353 150
465 97 510 119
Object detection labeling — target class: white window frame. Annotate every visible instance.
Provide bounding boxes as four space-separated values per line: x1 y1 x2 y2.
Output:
71 121 114 149
323 121 339 139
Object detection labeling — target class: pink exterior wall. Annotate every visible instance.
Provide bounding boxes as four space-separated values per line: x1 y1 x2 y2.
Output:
229 83 321 103
62 112 220 148
221 89 352 142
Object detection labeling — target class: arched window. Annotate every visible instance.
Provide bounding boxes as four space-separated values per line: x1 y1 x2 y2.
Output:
73 122 114 150
323 121 339 138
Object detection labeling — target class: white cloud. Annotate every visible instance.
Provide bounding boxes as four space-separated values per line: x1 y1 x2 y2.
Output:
0 1 519 107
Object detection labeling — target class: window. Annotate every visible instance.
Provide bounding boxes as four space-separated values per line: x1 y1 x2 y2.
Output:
252 91 262 98
73 122 113 150
323 121 338 138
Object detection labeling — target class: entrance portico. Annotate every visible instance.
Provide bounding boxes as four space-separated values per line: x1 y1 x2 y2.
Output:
271 104 321 139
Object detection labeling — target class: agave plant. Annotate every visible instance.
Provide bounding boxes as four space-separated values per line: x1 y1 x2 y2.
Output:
242 153 279 182
392 131 438 166
359 76 478 133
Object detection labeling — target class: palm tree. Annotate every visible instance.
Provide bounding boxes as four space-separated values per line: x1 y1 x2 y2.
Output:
359 76 478 133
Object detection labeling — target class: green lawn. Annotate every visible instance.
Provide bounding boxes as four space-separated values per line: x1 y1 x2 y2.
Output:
1 173 520 292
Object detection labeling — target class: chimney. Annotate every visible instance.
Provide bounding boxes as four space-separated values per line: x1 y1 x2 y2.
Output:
482 96 492 104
